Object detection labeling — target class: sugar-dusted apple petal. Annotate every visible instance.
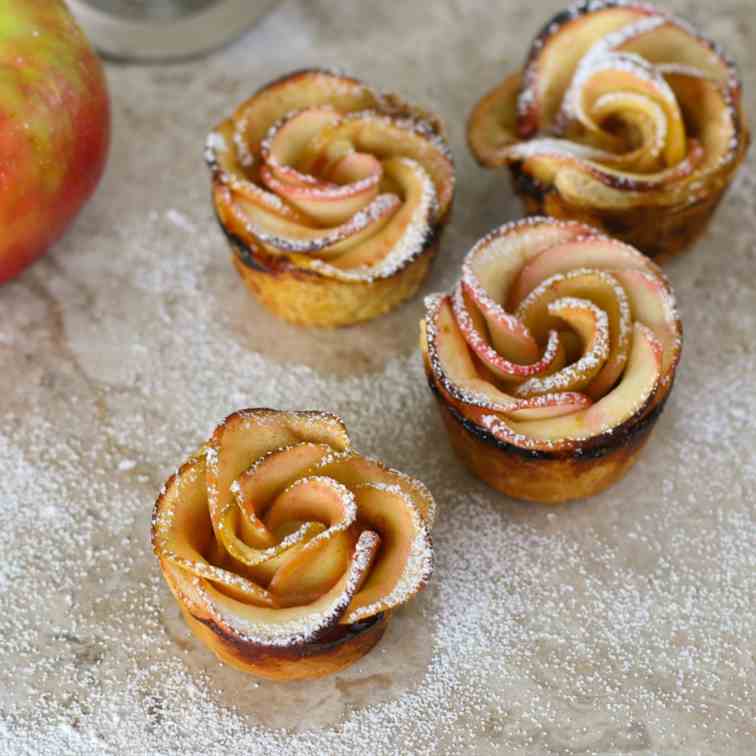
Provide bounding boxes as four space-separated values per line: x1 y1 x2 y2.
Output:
467 72 521 168
233 442 333 539
260 106 342 186
510 236 654 308
195 530 380 647
342 484 432 623
233 69 381 155
452 283 565 381
259 158 381 226
308 452 437 526
225 189 401 257
269 529 356 608
298 158 435 276
153 455 277 607
205 409 350 538
310 111 455 220
516 299 609 396
610 269 681 376
566 54 687 167
517 2 651 135
462 218 595 355
425 294 590 420
664 71 742 183
516 268 632 398
485 322 662 446
616 17 737 88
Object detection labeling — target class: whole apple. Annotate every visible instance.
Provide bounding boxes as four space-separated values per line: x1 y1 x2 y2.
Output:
0 0 110 283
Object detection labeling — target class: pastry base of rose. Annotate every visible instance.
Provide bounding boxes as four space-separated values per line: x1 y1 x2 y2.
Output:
180 603 390 681
226 235 439 328
509 164 736 263
428 378 669 504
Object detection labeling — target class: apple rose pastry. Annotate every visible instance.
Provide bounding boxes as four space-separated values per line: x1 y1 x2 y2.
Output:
206 68 455 326
468 1 749 260
421 217 682 503
152 409 434 680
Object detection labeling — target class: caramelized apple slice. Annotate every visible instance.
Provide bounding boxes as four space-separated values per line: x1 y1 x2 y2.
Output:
516 268 631 398
309 453 436 525
153 455 277 607
610 269 680 376
467 72 521 168
452 283 565 382
342 484 432 623
193 530 380 647
233 69 381 154
485 322 662 446
425 294 591 420
461 219 594 359
517 3 650 134
260 106 342 186
516 299 609 396
510 236 654 308
225 190 401 257
232 442 333 547
308 111 455 220
205 409 350 538
269 529 356 608
292 157 435 278
260 163 379 227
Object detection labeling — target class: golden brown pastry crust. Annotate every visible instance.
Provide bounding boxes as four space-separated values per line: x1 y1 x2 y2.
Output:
420 216 681 503
152 409 434 680
207 69 454 326
467 2 749 260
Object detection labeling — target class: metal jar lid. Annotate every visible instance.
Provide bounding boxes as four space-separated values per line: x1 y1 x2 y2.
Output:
68 0 279 62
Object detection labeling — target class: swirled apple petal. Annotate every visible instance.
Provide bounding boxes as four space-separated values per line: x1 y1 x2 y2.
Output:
425 293 592 421
515 268 631 399
181 530 380 648
341 484 432 624
153 455 277 607
481 322 662 448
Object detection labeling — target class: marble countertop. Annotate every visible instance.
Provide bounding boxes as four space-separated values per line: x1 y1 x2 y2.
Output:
1 1 754 753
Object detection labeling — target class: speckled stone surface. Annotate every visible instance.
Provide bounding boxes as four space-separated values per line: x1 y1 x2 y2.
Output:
1 1 755 754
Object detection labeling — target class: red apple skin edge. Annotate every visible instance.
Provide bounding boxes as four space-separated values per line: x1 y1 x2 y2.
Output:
0 0 110 283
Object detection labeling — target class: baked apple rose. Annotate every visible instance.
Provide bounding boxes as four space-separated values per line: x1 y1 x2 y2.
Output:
421 217 682 503
468 1 749 260
152 409 434 680
206 68 455 326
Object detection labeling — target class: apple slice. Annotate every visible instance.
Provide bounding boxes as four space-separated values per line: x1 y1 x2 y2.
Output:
452 282 565 382
516 268 631 398
269 529 357 608
467 72 521 168
153 454 277 607
610 269 681 376
232 442 333 548
308 452 436 526
260 106 342 186
342 484 432 623
461 218 595 358
260 159 380 226
510 236 655 309
424 294 591 421
204 409 350 539
565 53 687 167
196 530 380 647
484 322 662 446
517 2 651 135
232 69 381 155
516 298 609 396
225 189 401 257
296 157 435 276
306 111 455 221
